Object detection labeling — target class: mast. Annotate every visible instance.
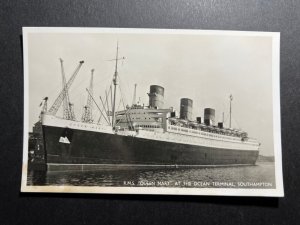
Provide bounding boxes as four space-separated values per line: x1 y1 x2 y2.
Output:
229 94 233 128
111 42 125 129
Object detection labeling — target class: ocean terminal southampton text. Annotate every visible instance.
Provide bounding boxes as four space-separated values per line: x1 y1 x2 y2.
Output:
123 181 273 188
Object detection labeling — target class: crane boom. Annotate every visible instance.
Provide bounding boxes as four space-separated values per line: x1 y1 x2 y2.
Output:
60 58 73 120
48 60 84 116
82 69 94 123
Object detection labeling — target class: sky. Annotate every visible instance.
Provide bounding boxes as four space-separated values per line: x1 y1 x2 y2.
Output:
27 29 276 156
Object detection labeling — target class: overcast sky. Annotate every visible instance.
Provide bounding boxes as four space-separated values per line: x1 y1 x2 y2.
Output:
27 29 276 156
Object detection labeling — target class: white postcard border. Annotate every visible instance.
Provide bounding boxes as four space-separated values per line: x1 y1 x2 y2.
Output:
21 27 284 197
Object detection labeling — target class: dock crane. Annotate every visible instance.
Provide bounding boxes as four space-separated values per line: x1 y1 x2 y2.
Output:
82 69 94 123
39 97 48 113
59 58 75 120
47 59 84 118
38 97 48 122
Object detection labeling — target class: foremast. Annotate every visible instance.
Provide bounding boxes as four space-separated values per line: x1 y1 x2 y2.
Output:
111 42 125 129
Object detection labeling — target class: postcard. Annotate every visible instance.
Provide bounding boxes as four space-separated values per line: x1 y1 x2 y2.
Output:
21 27 283 196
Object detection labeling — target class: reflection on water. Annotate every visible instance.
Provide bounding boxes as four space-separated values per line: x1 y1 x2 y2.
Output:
27 162 276 189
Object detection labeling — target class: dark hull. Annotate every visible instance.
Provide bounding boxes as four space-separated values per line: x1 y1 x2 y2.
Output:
43 125 259 171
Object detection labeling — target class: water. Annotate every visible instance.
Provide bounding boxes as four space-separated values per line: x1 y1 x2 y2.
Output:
27 162 276 189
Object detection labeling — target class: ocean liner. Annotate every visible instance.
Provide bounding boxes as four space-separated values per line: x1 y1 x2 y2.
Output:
29 45 260 171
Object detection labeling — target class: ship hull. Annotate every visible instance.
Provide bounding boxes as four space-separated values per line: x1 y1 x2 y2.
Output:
42 125 259 171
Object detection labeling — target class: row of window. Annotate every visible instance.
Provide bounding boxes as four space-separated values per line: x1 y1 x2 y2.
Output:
137 125 161 128
130 117 153 120
163 133 255 149
168 125 239 141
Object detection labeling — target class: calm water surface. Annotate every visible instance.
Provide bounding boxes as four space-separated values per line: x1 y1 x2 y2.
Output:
27 162 275 189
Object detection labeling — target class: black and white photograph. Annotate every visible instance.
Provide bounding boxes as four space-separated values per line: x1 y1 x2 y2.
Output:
21 27 283 196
